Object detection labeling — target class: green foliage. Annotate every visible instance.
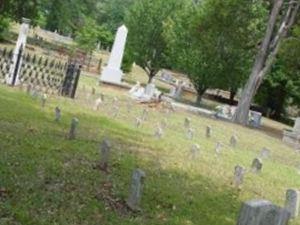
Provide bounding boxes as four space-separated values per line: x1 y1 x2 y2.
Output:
164 0 267 102
0 15 10 41
256 23 300 119
125 0 186 82
75 18 113 53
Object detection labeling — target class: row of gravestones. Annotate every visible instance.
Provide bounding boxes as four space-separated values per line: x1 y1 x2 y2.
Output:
31 86 299 224
65 113 300 223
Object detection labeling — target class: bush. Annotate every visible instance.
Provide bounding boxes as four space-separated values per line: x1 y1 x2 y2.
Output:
0 16 10 41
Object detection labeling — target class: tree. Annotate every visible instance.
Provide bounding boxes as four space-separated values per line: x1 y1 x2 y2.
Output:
125 0 185 83
233 0 300 125
164 0 266 103
255 22 300 120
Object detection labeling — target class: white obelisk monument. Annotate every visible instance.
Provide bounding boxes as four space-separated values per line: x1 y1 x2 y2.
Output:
6 18 30 86
100 25 128 85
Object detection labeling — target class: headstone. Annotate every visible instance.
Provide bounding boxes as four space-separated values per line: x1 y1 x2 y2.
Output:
206 126 212 138
285 189 300 218
93 98 103 111
55 107 61 122
127 101 132 113
155 127 163 139
135 117 142 128
141 109 149 121
190 144 200 160
99 139 111 172
126 169 146 211
251 158 263 174
68 117 79 140
6 18 30 86
184 117 191 129
41 93 47 108
187 128 194 140
230 135 238 148
91 87 96 95
144 83 156 97
260 148 271 159
100 25 128 84
234 165 245 188
215 142 222 157
237 199 290 225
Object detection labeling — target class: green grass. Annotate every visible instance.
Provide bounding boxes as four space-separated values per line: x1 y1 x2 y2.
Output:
0 77 299 225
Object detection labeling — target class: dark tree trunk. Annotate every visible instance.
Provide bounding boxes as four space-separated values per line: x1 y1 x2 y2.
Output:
148 71 156 83
196 88 206 105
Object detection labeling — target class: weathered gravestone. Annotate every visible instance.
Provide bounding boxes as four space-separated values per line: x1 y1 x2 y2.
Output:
187 128 194 140
237 199 290 225
160 118 167 129
230 135 238 148
41 93 47 108
141 109 149 121
215 142 222 157
260 148 271 159
190 144 200 160
206 126 212 138
135 117 142 128
234 165 246 189
68 117 79 140
55 107 61 122
285 189 300 218
91 87 96 95
155 127 163 139
93 98 103 111
99 139 111 172
26 83 32 94
251 158 263 174
112 105 119 118
126 169 146 211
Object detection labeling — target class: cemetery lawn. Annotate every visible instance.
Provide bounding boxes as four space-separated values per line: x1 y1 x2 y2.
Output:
0 77 300 225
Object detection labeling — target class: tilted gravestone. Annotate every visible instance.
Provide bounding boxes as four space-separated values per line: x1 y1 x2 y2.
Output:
91 87 96 95
68 117 79 140
55 107 61 122
112 105 119 118
230 135 238 148
160 118 167 129
234 165 246 188
237 199 290 225
99 139 111 172
26 83 32 94
126 169 146 211
206 126 212 138
251 158 263 174
285 189 300 218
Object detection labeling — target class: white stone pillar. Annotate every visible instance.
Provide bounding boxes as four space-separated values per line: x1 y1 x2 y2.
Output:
6 18 30 86
100 25 128 84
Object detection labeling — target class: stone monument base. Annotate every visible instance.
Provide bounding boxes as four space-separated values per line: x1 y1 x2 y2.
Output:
100 66 123 85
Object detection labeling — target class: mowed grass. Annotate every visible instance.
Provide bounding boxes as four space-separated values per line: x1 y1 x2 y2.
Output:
0 76 300 225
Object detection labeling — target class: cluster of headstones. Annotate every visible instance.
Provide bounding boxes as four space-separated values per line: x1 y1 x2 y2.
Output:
19 53 67 91
0 48 13 83
237 189 300 225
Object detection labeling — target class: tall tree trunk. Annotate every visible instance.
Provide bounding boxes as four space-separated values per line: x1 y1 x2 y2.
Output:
196 88 206 105
148 70 156 83
233 0 299 125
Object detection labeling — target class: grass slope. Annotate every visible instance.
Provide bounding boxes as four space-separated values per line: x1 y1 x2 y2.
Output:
0 80 299 225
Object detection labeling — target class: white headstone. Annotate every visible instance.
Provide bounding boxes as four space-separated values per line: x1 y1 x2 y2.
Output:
100 25 128 84
293 118 300 133
6 18 30 85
